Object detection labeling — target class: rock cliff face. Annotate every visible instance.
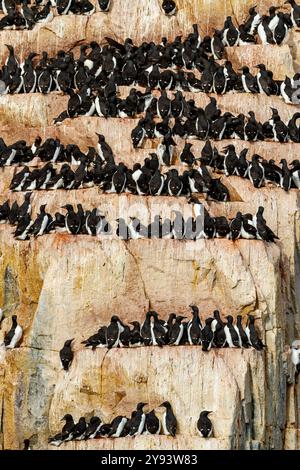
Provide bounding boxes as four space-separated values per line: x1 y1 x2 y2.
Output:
0 0 300 451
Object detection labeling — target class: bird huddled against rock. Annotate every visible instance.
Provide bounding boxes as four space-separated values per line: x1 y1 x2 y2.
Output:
75 308 266 358
3 315 23 349
199 140 300 191
48 401 176 446
0 195 279 243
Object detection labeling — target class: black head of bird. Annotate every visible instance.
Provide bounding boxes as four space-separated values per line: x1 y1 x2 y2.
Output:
255 64 266 71
257 206 264 215
39 204 47 213
200 410 213 417
189 304 199 315
225 315 234 323
249 5 257 14
90 416 101 424
239 66 250 73
12 315 17 324
64 339 74 347
150 311 159 319
269 6 280 14
110 315 120 323
61 204 74 212
61 414 73 422
129 321 140 328
247 314 257 323
176 315 187 322
159 401 171 408
136 402 147 411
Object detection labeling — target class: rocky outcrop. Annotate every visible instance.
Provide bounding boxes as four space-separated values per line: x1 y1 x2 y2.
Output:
0 0 300 451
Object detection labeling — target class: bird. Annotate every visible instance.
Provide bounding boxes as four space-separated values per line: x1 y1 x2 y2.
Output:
22 439 31 450
201 318 214 351
236 315 250 348
14 214 34 241
30 204 51 237
59 339 74 371
4 315 23 349
245 315 266 351
222 16 239 46
290 160 300 188
48 414 75 446
129 321 143 347
254 206 279 242
84 417 102 440
224 315 242 348
160 401 177 436
280 159 291 191
108 416 128 438
197 411 213 438
72 417 87 440
81 326 107 350
62 204 82 234
180 142 195 166
285 0 300 28
128 402 147 436
162 0 177 16
145 409 161 435
248 155 265 188
168 315 186 346
106 315 124 349
187 305 202 345
291 340 300 375
239 66 258 94
98 0 111 12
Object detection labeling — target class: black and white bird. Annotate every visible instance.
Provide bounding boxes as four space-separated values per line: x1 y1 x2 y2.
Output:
98 0 111 12
128 402 147 436
187 304 202 345
224 315 242 348
84 417 102 440
145 409 161 435
201 318 214 351
197 411 213 438
222 16 239 46
108 416 128 438
248 155 265 188
291 339 300 375
22 439 31 450
72 417 87 441
285 0 300 28
106 315 124 349
290 159 300 188
62 204 82 234
4 315 23 349
168 315 186 346
59 339 74 371
160 401 177 436
31 204 51 237
162 0 177 16
245 315 266 351
180 142 195 166
48 414 75 446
